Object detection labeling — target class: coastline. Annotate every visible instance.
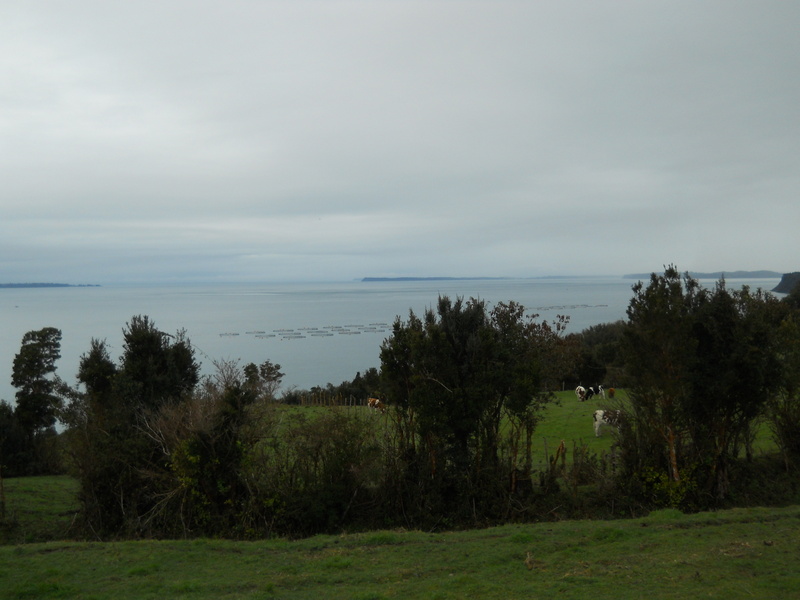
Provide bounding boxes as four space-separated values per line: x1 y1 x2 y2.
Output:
0 283 100 289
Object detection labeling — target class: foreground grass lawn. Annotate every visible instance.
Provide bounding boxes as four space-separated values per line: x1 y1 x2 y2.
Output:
2 505 799 599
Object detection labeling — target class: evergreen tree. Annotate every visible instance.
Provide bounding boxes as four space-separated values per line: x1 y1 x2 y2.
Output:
9 327 63 474
11 327 62 435
116 315 199 410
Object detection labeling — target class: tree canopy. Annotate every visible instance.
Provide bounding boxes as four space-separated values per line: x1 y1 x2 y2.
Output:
620 266 786 502
11 327 62 435
379 296 578 518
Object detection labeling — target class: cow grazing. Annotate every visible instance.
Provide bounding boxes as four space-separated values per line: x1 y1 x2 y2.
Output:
586 385 606 400
367 397 387 413
593 409 622 437
575 386 586 401
582 385 606 402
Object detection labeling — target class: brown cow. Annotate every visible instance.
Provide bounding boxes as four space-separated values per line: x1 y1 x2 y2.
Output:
367 397 387 413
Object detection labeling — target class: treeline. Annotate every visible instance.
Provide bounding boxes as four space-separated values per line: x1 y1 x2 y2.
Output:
2 267 800 539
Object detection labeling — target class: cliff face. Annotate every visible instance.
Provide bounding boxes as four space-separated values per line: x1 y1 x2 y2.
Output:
773 272 800 294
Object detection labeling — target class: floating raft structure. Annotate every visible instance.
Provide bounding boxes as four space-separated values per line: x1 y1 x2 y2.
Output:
225 322 392 340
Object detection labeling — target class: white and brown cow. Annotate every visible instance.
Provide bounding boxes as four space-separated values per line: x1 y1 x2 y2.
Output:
367 397 387 413
593 409 622 437
575 386 587 401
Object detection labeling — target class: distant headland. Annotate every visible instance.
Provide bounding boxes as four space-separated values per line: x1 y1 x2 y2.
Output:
773 272 800 294
623 270 782 280
0 283 100 288
364 272 786 283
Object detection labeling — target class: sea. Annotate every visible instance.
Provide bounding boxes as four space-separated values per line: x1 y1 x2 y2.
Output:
0 276 782 405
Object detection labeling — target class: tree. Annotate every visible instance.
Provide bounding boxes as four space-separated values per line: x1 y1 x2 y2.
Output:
11 327 63 435
620 267 783 503
116 315 200 411
74 338 119 421
8 328 64 474
243 359 284 400
570 320 626 387
621 267 699 486
379 296 578 521
65 317 201 535
688 284 782 467
767 305 800 470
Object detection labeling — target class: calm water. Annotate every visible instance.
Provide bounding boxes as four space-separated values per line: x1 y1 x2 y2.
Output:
0 277 781 404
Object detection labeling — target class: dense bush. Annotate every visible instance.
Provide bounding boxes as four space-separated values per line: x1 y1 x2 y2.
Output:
377 296 580 527
568 320 626 388
252 408 384 536
768 314 800 470
62 316 201 536
618 267 790 506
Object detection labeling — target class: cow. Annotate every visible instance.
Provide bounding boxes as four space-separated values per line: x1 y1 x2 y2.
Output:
580 385 606 402
367 397 387 413
593 409 623 437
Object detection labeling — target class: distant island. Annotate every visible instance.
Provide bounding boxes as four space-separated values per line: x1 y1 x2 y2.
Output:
623 270 782 280
362 277 512 282
0 283 100 288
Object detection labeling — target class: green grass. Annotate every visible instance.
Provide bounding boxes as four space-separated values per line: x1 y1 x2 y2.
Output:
0 476 79 544
535 390 626 456
1 505 798 599
540 389 778 460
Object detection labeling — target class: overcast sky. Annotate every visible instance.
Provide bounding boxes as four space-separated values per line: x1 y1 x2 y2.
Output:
2 1 798 283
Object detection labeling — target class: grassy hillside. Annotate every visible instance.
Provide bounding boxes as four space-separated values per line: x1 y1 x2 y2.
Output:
2 505 799 599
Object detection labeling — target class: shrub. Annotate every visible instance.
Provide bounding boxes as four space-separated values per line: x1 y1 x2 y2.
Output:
251 407 385 536
768 393 800 471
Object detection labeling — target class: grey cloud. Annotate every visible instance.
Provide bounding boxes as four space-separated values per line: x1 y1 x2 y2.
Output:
1 1 799 283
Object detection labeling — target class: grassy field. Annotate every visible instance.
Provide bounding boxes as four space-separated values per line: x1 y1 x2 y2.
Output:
2 504 799 599
538 389 778 456
1 476 80 544
1 391 793 598
501 388 777 470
